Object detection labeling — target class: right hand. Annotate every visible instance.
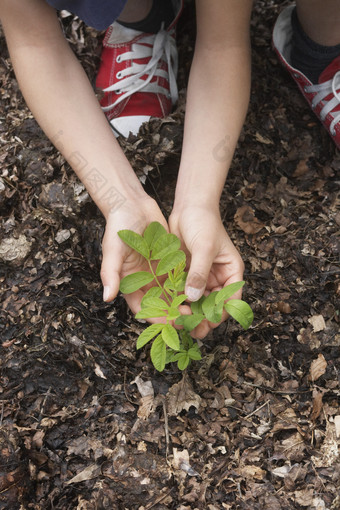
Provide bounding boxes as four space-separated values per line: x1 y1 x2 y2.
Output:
100 195 168 315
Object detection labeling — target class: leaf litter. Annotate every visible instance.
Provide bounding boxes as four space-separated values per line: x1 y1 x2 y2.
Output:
0 1 339 508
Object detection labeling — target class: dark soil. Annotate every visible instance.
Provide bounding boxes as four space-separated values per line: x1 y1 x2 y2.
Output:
0 1 339 509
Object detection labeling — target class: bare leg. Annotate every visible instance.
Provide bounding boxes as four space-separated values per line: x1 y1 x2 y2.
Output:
296 0 340 46
118 0 153 23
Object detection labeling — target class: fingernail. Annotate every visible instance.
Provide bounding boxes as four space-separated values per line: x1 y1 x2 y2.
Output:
186 286 203 302
103 286 111 302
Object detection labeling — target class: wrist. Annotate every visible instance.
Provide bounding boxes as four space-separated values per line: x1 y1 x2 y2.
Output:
99 180 149 220
171 200 221 224
173 187 221 216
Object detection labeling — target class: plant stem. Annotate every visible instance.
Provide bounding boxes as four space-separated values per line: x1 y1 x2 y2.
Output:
147 260 172 306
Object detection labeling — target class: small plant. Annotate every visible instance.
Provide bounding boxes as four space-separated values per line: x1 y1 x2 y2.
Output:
118 222 253 372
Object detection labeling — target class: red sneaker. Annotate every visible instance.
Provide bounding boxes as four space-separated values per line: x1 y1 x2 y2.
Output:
96 1 183 138
273 5 340 149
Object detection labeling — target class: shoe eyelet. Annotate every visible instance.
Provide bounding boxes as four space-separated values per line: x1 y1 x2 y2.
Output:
115 90 121 95
293 72 300 79
116 71 123 79
116 55 122 63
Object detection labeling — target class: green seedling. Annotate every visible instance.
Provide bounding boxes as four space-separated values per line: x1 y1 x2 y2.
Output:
118 222 253 372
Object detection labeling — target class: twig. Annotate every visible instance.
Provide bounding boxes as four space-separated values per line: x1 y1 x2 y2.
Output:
0 401 4 427
162 397 170 460
123 367 138 405
244 399 271 420
145 490 172 510
38 386 52 423
243 381 311 394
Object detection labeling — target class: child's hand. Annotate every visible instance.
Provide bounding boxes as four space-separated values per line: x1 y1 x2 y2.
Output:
101 196 168 315
169 205 244 339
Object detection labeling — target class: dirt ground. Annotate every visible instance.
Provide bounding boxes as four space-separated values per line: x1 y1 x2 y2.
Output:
0 1 339 509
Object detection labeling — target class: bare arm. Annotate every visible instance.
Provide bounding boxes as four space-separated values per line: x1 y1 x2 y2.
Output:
0 0 167 303
0 0 145 213
170 0 252 337
175 0 252 210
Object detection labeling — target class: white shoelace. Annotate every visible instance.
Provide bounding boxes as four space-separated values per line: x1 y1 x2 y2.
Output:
305 70 340 135
102 27 178 112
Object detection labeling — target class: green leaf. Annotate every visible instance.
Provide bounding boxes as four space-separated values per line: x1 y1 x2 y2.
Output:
143 222 168 250
164 278 175 292
171 352 185 362
156 250 186 276
173 259 186 278
151 233 181 260
215 281 245 304
190 296 205 315
174 273 187 292
165 349 178 364
175 313 205 332
143 287 162 299
177 353 190 370
137 324 165 349
150 335 166 372
141 287 162 307
202 292 224 323
167 307 181 321
225 299 254 329
142 297 169 311
179 330 194 349
118 229 149 259
188 346 202 361
120 271 154 294
172 294 188 308
162 324 180 350
135 308 167 319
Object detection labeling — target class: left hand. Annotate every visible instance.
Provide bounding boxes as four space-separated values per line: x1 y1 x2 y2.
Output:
169 205 244 339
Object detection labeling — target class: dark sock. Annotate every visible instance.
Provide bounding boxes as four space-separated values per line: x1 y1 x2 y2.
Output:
291 7 340 84
117 0 175 33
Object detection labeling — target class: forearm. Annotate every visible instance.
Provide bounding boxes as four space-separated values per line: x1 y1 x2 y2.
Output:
174 0 252 212
1 2 145 219
174 45 251 211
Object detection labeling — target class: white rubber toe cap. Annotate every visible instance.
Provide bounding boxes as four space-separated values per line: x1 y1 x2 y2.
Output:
110 115 151 138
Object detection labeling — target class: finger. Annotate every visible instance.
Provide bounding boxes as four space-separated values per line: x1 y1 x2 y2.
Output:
185 241 216 302
192 319 211 340
100 239 124 302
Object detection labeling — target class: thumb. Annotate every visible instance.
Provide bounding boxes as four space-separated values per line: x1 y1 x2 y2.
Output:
100 240 124 302
185 242 215 302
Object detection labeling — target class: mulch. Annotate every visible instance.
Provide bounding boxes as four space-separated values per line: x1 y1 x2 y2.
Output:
0 1 339 508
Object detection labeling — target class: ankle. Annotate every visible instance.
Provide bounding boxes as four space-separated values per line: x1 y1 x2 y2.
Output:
117 0 175 34
118 0 153 24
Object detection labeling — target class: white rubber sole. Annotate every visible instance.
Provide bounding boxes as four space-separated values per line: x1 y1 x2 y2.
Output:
110 115 151 138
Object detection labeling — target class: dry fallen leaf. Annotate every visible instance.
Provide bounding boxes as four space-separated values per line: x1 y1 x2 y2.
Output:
234 205 265 234
311 420 339 468
308 315 326 332
309 354 327 382
310 389 324 422
293 488 314 507
66 464 101 485
255 132 274 145
172 448 199 477
132 375 155 420
334 416 340 438
239 465 266 480
0 234 32 264
94 363 107 379
167 373 201 416
137 395 154 420
131 375 154 397
172 448 189 470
